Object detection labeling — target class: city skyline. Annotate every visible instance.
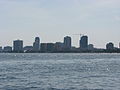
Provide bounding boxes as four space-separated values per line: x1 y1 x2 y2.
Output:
0 0 120 48
0 35 119 49
0 35 119 53
0 35 120 49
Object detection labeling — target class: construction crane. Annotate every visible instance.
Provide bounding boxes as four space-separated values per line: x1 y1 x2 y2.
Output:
72 34 85 47
73 34 85 38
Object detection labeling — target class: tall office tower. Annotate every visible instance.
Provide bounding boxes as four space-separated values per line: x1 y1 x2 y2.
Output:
64 36 72 49
80 36 88 49
33 37 40 52
13 40 23 52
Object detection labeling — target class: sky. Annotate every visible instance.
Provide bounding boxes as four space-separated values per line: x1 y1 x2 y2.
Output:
0 0 120 48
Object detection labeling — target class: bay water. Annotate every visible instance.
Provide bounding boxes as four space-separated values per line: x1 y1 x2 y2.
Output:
0 53 120 90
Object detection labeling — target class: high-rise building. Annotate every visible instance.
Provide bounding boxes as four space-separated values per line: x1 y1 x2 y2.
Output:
64 36 71 49
13 40 23 52
80 36 88 49
106 42 114 50
33 37 40 52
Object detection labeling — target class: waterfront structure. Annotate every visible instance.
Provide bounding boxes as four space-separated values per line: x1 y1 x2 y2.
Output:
13 40 23 52
40 43 47 52
0 35 120 53
54 42 64 51
80 36 88 49
41 42 76 52
106 42 114 50
55 42 64 51
119 43 120 48
0 47 2 52
3 46 12 52
24 46 33 52
33 37 40 52
64 36 71 49
41 43 55 52
46 43 55 52
88 44 94 50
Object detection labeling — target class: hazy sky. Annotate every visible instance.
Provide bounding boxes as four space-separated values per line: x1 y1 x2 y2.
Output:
0 0 120 48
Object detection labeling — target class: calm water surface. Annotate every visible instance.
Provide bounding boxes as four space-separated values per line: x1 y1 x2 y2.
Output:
0 53 120 90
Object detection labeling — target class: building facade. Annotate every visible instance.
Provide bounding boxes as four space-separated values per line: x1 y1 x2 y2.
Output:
106 42 114 50
46 43 55 52
54 42 64 51
13 40 23 52
24 46 33 52
0 47 2 52
3 46 12 52
64 36 71 49
33 37 40 52
88 44 94 50
80 36 88 49
40 43 47 52
40 43 55 52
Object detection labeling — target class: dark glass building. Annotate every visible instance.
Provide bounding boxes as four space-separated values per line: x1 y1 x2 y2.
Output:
33 37 40 52
41 43 55 52
80 36 88 49
40 43 47 52
106 42 114 50
13 40 23 52
3 46 12 52
24 46 33 52
0 47 2 52
46 43 55 52
64 36 71 49
54 42 64 51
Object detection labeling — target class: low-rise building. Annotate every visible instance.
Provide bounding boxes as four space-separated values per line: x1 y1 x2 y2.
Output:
24 46 33 52
40 43 47 52
3 46 12 52
54 42 64 51
46 43 55 52
40 43 55 52
88 44 94 50
0 47 2 52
